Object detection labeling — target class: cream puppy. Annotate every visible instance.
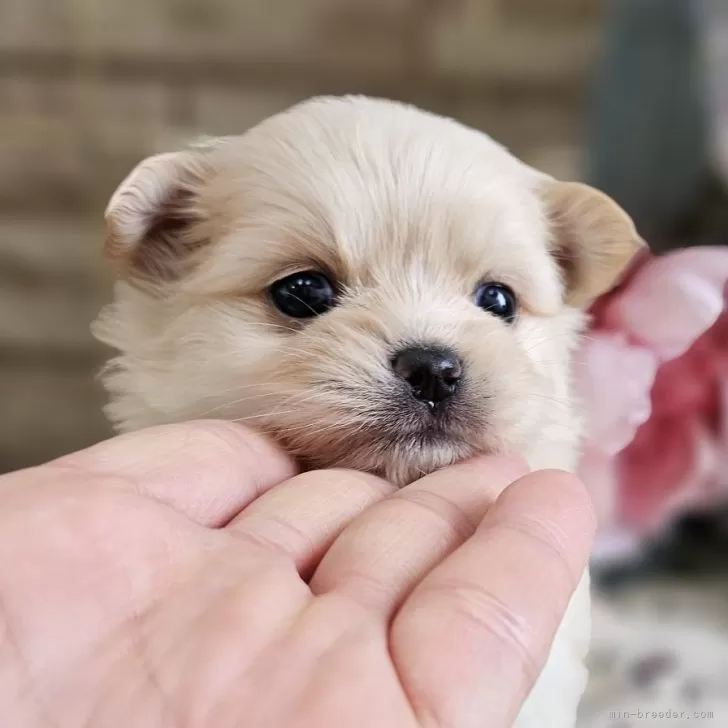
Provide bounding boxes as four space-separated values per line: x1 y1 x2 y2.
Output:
93 96 643 727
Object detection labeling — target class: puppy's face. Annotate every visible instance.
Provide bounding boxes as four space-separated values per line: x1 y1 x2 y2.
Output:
95 97 643 484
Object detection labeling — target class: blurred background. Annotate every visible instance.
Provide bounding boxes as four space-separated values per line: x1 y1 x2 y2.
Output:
0 0 727 725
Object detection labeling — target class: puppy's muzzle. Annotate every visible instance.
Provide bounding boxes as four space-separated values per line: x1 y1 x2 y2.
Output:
391 345 462 411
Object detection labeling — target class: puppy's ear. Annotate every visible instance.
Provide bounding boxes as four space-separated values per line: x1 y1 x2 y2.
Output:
104 150 212 282
541 181 647 308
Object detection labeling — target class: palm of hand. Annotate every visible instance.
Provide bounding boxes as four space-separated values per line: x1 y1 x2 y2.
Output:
0 422 592 728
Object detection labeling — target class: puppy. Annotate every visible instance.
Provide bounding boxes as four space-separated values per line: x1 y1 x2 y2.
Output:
93 96 643 727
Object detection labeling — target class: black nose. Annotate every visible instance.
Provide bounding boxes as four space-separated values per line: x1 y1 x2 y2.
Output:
392 346 462 407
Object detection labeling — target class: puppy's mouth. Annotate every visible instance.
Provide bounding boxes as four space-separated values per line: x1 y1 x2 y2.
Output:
260 355 492 484
384 408 464 447
273 393 488 486
384 375 483 441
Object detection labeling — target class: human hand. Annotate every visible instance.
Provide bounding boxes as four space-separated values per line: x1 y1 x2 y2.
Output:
0 421 594 728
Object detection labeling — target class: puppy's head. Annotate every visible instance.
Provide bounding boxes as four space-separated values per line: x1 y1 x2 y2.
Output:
94 97 644 484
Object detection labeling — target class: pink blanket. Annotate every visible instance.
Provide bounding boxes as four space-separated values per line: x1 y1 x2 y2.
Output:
576 247 728 559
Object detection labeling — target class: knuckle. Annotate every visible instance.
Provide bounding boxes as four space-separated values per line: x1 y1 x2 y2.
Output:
501 515 580 587
427 578 546 686
394 488 477 542
179 419 261 457
294 468 395 499
532 469 598 538
178 420 292 484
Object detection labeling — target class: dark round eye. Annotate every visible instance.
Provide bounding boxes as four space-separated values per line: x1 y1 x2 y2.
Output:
474 283 517 323
269 270 336 319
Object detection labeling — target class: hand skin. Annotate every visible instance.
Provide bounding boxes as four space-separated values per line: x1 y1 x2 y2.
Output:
0 421 595 728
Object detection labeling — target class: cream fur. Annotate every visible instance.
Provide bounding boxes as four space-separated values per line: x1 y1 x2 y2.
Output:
93 96 641 727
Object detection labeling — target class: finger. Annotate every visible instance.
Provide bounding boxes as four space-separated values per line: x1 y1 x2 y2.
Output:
226 468 396 578
52 420 297 527
391 470 596 728
309 457 529 616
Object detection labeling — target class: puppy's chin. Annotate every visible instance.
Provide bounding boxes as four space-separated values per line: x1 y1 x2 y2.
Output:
267 422 490 487
295 443 477 487
379 442 481 487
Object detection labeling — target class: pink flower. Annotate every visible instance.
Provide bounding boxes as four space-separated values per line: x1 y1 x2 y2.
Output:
576 247 728 555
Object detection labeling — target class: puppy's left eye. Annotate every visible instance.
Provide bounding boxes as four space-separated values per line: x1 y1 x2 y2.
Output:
474 283 517 324
269 270 336 318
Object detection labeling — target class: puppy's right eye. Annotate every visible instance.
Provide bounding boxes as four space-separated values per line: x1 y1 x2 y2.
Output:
269 270 336 318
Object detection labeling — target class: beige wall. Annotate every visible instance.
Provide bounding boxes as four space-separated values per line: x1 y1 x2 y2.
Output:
0 0 604 471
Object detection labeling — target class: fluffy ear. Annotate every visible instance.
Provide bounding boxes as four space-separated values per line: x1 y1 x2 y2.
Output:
104 150 212 281
541 181 647 308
